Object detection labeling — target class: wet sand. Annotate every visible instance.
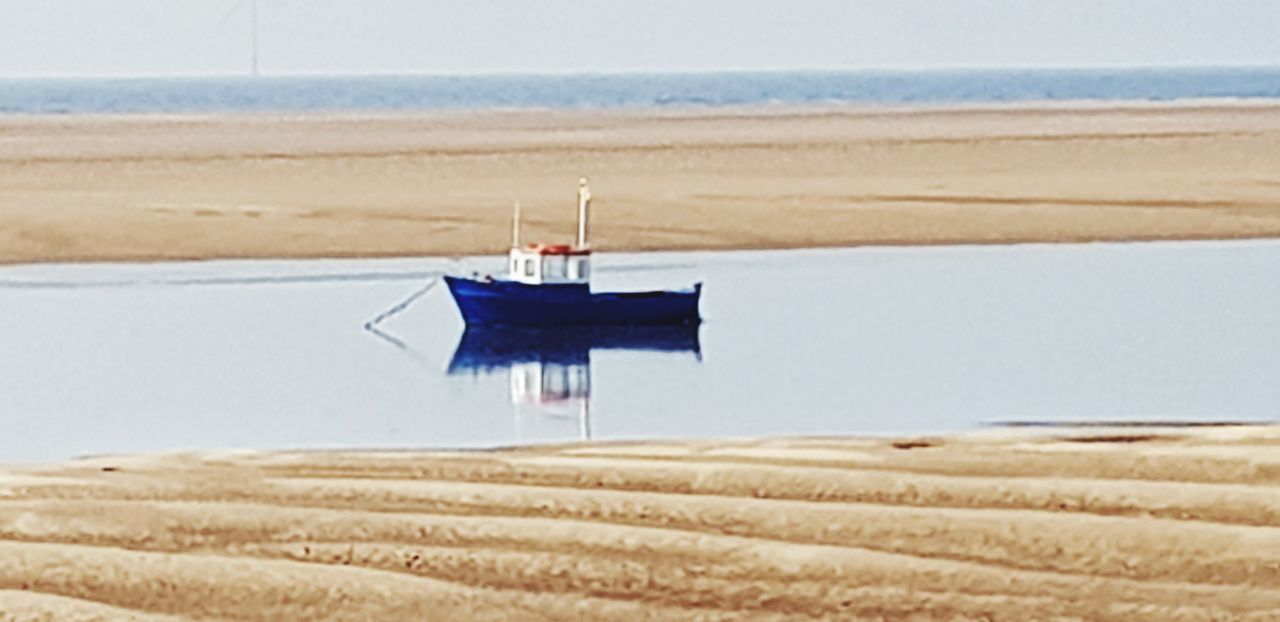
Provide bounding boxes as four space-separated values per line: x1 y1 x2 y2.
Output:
3 426 1280 620
2 102 1280 264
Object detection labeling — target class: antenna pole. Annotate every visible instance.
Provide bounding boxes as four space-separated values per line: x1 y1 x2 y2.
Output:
512 200 522 247
250 0 260 76
576 177 591 249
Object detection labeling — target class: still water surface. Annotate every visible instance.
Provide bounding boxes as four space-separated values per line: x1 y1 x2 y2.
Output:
5 68 1280 114
2 241 1278 462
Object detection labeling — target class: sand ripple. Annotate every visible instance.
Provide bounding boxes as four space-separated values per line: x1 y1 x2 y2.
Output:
4 428 1280 619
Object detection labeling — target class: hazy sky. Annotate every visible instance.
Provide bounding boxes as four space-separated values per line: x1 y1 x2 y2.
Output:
2 1 1278 77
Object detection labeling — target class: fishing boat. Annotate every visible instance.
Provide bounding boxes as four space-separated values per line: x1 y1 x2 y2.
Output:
445 179 702 327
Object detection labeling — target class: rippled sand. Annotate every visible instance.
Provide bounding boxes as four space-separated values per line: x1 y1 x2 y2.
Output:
2 102 1280 264
4 426 1280 620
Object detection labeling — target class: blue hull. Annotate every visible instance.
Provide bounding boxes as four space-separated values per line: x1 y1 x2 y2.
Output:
445 276 702 326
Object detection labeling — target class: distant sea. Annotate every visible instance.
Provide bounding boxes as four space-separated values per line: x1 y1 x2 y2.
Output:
1 68 1279 114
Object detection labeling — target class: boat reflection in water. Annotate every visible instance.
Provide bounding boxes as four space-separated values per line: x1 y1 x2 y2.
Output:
447 325 702 442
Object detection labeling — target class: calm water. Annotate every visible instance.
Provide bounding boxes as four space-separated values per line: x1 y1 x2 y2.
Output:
2 241 1279 462
2 68 1280 114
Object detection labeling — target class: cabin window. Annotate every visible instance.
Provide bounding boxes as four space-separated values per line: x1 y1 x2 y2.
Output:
524 259 535 277
511 258 519 274
547 256 566 279
577 259 589 279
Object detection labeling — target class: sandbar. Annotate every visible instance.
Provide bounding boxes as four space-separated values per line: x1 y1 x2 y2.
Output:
2 102 1279 264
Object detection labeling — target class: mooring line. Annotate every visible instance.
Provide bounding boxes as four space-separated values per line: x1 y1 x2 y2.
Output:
363 276 442 330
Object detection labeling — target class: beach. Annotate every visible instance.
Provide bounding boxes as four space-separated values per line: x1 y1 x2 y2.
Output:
3 426 1280 620
2 102 1280 264
5 101 1280 619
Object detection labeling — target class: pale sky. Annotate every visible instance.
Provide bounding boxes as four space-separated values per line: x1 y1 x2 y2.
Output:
2 0 1278 77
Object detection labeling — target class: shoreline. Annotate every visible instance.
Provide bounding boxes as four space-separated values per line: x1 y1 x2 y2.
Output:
4 230 1280 269
8 419 1278 466
3 234 1279 272
4 94 1280 121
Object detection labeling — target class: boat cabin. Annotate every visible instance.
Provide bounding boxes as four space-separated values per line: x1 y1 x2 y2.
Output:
508 245 591 285
507 177 594 286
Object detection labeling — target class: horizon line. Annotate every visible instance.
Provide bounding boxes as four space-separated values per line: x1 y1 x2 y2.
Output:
2 62 1279 81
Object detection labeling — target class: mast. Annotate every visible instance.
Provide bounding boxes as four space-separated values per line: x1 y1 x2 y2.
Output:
576 177 591 249
512 200 522 247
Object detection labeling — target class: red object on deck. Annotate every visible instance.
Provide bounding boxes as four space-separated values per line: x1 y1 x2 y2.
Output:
524 243 592 256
